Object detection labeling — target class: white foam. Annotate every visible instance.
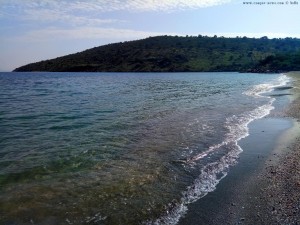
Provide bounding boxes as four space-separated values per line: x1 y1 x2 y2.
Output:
244 73 290 97
147 74 290 225
148 103 275 225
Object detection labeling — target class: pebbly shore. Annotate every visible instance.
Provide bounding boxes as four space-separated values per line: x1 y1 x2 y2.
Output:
258 90 300 224
177 72 300 225
231 72 300 225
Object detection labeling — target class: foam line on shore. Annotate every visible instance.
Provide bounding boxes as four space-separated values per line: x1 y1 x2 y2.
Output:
147 74 291 225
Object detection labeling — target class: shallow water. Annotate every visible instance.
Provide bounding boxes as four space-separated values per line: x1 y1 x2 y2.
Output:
0 72 291 224
179 116 293 225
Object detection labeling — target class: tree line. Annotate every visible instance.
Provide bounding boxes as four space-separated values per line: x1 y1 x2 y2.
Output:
14 35 300 73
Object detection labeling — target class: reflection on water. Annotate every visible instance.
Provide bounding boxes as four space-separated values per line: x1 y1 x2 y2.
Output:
0 72 288 224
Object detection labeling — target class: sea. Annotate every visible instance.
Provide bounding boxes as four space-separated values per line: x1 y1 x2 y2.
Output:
0 72 292 225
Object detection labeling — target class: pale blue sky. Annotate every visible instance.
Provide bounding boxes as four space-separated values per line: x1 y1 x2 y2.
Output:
0 0 299 71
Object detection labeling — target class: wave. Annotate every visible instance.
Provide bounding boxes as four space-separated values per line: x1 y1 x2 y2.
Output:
146 74 291 225
244 73 290 97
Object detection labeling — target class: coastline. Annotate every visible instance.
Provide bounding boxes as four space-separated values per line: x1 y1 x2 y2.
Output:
178 72 300 224
249 71 300 224
1 72 298 224
231 72 300 224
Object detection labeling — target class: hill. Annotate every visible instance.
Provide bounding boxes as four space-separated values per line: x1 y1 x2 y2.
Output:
13 35 300 72
247 52 300 73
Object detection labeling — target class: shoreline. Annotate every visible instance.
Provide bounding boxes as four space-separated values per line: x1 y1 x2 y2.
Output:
250 72 300 224
178 72 300 224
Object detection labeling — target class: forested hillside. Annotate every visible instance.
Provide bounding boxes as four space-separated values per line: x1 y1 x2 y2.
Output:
249 52 300 73
14 35 300 72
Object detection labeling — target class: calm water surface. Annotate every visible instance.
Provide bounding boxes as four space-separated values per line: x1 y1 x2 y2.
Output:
0 72 291 224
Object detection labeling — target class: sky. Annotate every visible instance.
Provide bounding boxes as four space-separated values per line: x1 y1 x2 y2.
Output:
0 0 299 71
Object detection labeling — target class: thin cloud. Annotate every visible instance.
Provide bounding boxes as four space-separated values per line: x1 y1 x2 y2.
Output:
1 0 231 14
62 0 232 12
126 0 231 11
0 1 121 27
23 8 123 26
0 0 231 32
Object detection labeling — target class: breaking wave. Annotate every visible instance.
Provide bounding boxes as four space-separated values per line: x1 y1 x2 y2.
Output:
147 74 290 225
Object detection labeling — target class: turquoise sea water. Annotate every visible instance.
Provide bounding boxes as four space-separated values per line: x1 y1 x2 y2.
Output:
0 72 291 224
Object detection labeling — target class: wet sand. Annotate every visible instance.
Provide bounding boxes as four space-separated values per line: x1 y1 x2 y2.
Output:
246 72 300 225
179 72 300 225
227 119 300 225
224 72 300 224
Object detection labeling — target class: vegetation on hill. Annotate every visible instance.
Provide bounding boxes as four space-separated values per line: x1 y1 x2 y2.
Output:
13 35 300 72
248 52 300 73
